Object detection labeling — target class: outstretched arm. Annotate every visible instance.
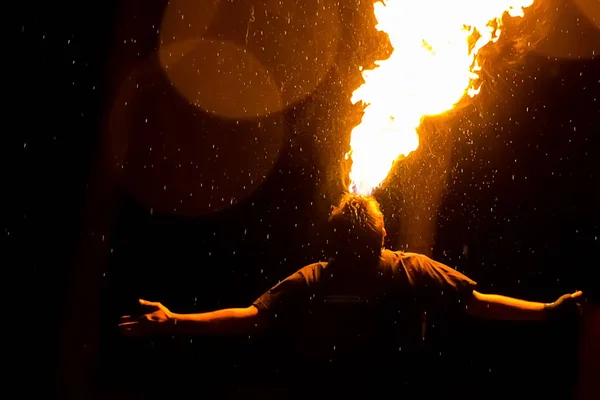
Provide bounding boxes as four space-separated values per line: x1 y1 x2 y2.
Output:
467 290 583 321
170 305 265 335
119 299 266 336
120 270 308 337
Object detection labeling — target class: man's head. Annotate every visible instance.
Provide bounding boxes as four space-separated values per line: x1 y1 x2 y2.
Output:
328 193 386 259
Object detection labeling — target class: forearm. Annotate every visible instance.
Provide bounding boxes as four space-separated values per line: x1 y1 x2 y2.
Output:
170 306 263 335
468 291 549 321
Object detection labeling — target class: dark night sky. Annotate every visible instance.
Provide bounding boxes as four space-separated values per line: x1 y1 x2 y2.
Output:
12 0 599 398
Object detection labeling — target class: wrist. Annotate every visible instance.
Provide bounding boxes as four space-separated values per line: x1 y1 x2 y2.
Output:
165 312 180 332
169 312 179 323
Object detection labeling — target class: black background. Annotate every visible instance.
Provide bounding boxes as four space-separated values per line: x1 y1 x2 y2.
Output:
12 0 599 398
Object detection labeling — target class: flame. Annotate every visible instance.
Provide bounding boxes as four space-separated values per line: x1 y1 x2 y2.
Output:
347 0 534 195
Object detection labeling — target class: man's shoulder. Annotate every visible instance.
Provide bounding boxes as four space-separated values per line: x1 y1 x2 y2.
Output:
380 250 435 279
384 249 430 263
296 261 329 285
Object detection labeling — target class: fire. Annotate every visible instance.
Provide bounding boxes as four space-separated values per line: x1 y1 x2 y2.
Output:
347 0 534 195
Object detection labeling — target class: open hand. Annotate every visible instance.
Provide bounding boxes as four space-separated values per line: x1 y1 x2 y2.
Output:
545 291 584 319
119 299 174 336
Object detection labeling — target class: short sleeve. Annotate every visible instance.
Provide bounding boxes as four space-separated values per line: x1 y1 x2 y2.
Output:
411 254 477 309
252 272 308 315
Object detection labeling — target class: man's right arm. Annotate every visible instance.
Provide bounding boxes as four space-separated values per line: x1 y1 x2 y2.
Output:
119 271 309 337
467 290 583 321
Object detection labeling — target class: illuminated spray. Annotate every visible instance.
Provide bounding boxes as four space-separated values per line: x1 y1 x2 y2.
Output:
347 0 534 195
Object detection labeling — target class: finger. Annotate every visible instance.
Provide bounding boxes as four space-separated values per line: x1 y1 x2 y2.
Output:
118 321 139 336
571 291 583 298
139 299 161 307
142 314 157 322
140 299 170 314
118 321 139 327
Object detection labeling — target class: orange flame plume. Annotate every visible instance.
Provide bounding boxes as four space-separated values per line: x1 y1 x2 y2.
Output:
347 0 534 194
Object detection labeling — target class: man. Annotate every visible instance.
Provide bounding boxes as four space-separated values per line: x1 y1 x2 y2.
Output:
119 193 583 396
119 193 582 337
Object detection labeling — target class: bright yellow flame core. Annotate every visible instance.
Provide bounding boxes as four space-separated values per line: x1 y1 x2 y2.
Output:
347 0 534 195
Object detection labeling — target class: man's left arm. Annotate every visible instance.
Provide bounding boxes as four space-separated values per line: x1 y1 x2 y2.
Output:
466 290 583 321
414 255 582 321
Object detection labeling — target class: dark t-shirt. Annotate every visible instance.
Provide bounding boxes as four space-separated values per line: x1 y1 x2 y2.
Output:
254 249 477 315
253 249 477 394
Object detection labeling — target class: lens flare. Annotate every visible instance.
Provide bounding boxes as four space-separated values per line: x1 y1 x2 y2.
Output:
347 0 534 195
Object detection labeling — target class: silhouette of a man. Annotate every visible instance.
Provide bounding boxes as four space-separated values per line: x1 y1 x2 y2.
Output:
119 193 583 397
119 194 582 335
120 193 581 336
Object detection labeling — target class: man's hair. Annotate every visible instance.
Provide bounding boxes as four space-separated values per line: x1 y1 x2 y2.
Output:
328 193 385 259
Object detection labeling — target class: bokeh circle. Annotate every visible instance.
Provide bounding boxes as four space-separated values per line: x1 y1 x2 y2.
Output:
107 47 286 216
159 0 341 118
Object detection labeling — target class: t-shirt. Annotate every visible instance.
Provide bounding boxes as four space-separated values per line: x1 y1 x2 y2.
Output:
252 249 478 395
253 249 477 316
253 250 476 398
